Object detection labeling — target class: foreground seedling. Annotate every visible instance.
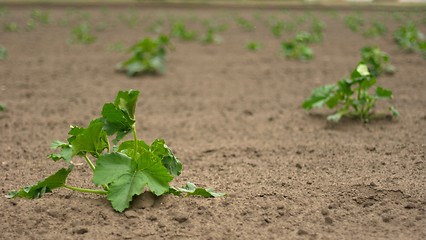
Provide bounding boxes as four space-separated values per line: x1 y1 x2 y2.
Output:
302 61 398 122
117 35 170 76
8 90 225 212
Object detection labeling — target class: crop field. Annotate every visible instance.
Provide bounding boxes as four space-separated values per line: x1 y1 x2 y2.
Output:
0 3 425 240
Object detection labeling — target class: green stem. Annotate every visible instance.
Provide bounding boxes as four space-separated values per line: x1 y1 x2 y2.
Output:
63 185 107 195
132 124 138 152
84 154 96 172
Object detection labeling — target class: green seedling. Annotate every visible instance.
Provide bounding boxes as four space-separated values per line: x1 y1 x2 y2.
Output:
363 21 387 38
170 22 197 41
107 42 127 53
0 45 7 60
0 7 8 17
4 22 18 32
361 46 395 77
95 22 108 32
201 27 222 44
270 20 285 38
0 104 5 111
118 10 139 28
302 63 398 122
26 19 37 31
235 17 255 31
69 23 96 44
31 9 49 24
246 41 263 51
393 22 425 54
117 35 169 76
281 40 313 61
7 90 225 212
344 14 364 32
148 19 164 33
311 19 325 42
294 31 318 44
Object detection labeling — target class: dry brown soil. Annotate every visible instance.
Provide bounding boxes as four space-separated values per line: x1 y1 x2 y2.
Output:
0 5 425 240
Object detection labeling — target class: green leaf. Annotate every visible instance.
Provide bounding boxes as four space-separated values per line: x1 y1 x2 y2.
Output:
302 85 337 110
375 86 393 99
101 90 140 144
71 119 109 157
150 139 182 177
48 140 73 162
93 152 173 212
118 139 182 177
118 140 150 158
7 167 73 199
173 182 226 197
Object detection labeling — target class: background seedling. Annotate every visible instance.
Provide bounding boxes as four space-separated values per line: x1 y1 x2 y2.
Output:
69 23 97 44
246 41 263 51
344 13 364 32
0 104 5 112
281 40 313 61
3 22 19 32
201 26 222 44
117 35 170 76
363 21 387 38
235 17 255 31
31 9 50 24
393 22 426 56
302 62 398 122
107 42 127 53
7 90 225 212
0 45 7 60
26 19 37 31
170 21 197 41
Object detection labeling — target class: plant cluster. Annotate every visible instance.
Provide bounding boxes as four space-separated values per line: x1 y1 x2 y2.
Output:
117 35 170 76
302 47 398 122
8 90 225 212
393 23 426 57
69 23 97 44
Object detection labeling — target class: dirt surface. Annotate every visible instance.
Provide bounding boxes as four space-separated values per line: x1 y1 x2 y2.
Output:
0 6 425 240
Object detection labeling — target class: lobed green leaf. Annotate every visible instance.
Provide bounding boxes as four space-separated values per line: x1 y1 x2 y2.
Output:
7 166 73 199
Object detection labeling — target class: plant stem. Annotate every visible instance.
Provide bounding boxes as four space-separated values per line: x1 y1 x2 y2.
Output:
63 185 107 195
132 124 138 152
84 154 96 172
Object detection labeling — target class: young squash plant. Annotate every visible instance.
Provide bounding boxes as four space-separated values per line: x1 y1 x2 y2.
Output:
302 62 398 122
281 39 313 61
7 90 225 212
117 35 170 76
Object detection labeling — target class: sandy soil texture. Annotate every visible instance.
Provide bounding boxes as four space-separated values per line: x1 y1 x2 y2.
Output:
0 6 425 240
